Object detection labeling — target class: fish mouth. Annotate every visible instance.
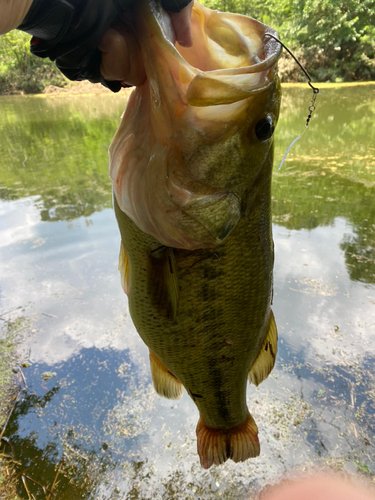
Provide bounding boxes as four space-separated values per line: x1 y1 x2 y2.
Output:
138 1 282 106
262 29 282 64
185 32 282 106
174 5 282 75
173 7 283 107
200 26 282 76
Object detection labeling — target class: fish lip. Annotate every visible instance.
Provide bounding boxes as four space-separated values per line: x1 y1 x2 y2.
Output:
235 27 282 77
262 29 283 68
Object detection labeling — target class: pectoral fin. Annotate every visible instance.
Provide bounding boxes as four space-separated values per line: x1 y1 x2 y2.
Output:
118 242 130 295
149 350 183 400
248 310 278 386
147 247 180 319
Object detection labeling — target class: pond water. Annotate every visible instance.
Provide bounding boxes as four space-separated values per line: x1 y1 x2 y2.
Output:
0 84 375 499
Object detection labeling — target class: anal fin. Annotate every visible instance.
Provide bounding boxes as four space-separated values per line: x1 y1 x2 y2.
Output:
196 414 259 469
149 350 183 400
248 309 278 386
118 242 130 295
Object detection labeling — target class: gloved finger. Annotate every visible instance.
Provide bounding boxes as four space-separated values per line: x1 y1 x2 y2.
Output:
98 26 146 86
169 2 193 47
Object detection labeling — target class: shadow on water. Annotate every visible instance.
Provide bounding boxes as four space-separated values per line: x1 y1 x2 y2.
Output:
0 85 375 499
277 335 375 463
2 348 148 499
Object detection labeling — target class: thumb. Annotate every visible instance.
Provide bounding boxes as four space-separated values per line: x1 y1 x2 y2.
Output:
98 27 146 86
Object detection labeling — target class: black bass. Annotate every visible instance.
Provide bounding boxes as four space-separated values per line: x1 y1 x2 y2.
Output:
109 0 281 469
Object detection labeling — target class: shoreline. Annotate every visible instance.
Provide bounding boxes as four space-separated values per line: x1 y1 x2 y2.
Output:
1 80 375 98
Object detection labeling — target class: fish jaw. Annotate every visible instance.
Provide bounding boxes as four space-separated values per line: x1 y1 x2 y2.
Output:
109 0 282 250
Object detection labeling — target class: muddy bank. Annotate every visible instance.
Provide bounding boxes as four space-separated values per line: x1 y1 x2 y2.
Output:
0 314 30 500
42 81 113 95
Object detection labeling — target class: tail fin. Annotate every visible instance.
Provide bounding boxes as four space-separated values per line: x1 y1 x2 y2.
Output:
149 350 183 400
196 414 260 469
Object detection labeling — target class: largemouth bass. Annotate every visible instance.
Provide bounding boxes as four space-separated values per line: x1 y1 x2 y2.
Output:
109 0 281 469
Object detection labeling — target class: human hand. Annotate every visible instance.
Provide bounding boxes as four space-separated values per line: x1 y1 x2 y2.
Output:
98 2 194 86
260 475 375 500
0 0 33 34
5 0 193 91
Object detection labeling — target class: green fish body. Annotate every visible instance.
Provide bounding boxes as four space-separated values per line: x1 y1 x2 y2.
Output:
110 0 281 468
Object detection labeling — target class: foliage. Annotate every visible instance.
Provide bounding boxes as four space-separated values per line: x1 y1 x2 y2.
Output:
201 0 375 82
0 30 66 94
0 1 374 91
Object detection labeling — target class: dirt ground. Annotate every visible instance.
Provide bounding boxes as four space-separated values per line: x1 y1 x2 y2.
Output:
43 81 115 95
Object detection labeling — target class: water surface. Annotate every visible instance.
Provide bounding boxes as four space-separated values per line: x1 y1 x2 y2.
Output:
0 85 374 499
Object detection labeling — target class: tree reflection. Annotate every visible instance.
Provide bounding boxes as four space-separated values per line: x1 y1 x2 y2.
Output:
340 226 375 284
0 346 149 500
0 95 128 220
273 85 375 284
0 86 374 283
1 387 95 500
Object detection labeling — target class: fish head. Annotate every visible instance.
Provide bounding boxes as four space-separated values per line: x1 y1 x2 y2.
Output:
109 1 282 249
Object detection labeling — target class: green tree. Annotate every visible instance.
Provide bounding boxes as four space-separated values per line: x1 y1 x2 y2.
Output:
0 31 66 94
277 0 375 81
0 1 374 92
200 0 273 21
201 0 375 82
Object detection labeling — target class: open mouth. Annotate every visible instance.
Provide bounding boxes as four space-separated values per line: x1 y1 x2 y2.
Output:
164 5 283 106
174 5 283 75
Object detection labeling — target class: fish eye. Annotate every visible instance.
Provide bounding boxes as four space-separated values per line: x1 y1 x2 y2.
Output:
254 116 274 141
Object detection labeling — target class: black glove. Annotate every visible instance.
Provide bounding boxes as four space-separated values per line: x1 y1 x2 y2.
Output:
160 0 191 11
17 0 192 92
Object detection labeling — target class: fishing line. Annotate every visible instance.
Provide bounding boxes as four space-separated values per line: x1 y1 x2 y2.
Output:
264 33 320 169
